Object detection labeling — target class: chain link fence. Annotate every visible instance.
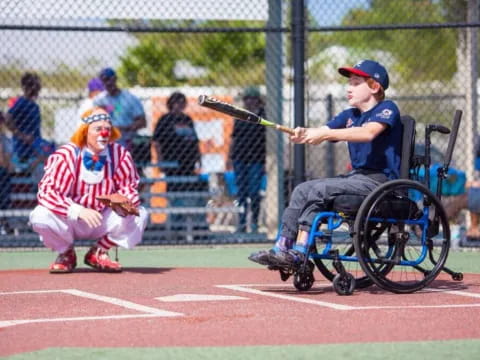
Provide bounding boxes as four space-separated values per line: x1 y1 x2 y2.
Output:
0 0 478 247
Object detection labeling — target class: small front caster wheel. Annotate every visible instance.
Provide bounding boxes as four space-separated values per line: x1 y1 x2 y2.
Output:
293 268 315 291
452 272 463 281
333 273 356 295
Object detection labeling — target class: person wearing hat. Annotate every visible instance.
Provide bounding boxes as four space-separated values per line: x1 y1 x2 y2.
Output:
29 107 149 273
77 77 105 121
94 67 146 152
228 86 266 233
249 60 402 268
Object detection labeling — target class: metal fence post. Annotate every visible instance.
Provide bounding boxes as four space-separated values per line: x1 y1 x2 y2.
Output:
292 0 306 186
265 0 285 238
325 93 335 178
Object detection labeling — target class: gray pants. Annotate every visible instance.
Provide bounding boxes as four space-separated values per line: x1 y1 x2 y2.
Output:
280 171 388 239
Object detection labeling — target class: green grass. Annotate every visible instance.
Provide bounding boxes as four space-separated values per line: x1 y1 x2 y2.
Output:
4 340 480 360
0 245 263 271
0 245 479 273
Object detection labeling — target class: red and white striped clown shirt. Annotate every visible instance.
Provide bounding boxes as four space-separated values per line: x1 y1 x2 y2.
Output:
37 142 141 218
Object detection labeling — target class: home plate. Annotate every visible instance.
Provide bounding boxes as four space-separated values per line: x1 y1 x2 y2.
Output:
156 294 248 302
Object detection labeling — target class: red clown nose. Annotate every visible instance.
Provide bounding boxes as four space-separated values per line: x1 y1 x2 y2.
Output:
100 129 110 138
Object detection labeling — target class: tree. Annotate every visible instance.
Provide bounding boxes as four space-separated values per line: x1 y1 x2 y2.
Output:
116 20 266 87
308 0 458 86
343 0 456 83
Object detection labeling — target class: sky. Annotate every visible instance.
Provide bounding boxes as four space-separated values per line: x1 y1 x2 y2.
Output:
0 0 269 21
0 0 369 25
0 0 370 75
307 0 370 26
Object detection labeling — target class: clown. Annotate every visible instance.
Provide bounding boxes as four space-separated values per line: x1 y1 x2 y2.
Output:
29 107 148 273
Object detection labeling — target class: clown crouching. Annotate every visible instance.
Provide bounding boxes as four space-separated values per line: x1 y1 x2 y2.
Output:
29 107 149 273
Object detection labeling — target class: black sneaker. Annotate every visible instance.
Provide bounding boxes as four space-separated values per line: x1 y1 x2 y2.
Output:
248 249 278 266
272 249 306 268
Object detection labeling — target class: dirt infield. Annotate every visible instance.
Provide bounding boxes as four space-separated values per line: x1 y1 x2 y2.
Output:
1 267 480 357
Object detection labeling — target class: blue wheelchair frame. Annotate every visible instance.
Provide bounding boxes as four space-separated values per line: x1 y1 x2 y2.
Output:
288 110 464 295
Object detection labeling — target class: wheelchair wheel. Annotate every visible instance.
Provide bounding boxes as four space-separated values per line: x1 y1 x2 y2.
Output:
353 179 450 294
311 243 373 289
333 273 356 295
293 264 315 291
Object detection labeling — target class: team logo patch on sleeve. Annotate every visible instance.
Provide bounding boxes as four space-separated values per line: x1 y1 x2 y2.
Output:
346 118 353 127
377 109 393 119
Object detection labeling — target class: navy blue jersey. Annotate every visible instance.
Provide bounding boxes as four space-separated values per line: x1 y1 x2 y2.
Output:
327 100 402 180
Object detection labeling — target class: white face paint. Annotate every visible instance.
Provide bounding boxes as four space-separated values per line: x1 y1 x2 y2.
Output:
86 120 112 154
96 135 108 150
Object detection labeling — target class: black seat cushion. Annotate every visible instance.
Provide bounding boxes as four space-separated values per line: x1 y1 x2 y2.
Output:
332 195 365 214
376 197 421 220
332 194 421 220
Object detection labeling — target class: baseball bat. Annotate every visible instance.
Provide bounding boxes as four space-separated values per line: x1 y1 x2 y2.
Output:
198 95 295 135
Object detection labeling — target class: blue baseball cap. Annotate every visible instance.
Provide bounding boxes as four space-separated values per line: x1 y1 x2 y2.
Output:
99 67 116 79
338 60 389 90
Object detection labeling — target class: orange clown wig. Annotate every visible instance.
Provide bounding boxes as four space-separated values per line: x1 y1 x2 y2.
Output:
70 107 121 148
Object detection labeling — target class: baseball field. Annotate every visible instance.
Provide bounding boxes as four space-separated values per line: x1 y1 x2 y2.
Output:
1 245 480 359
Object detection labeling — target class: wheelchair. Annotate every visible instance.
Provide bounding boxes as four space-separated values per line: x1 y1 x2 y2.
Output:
279 110 464 295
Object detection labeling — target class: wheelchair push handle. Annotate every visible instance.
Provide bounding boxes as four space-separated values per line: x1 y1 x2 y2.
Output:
432 109 462 200
427 124 450 134
443 109 462 169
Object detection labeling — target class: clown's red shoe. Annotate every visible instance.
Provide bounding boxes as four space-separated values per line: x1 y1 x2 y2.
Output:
49 247 77 273
84 246 122 273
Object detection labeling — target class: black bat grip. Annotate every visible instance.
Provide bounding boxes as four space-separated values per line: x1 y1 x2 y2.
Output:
198 95 259 122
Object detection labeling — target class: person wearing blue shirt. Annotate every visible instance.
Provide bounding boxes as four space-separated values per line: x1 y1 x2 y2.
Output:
5 73 42 164
94 67 146 152
249 60 403 268
4 72 51 182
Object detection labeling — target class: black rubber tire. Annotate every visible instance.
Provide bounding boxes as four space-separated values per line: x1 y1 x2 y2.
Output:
312 244 373 289
452 272 463 281
293 267 315 291
353 179 450 294
332 273 356 295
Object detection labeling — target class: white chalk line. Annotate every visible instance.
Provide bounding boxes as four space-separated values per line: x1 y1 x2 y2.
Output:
0 288 183 328
2 283 479 328
216 284 354 310
217 283 480 311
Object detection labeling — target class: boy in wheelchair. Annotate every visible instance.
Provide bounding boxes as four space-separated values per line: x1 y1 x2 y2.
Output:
249 59 403 270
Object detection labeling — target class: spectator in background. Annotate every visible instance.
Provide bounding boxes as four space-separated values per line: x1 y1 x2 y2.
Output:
228 86 266 233
0 111 13 210
444 181 480 238
78 77 105 120
152 92 205 227
94 67 146 152
444 143 480 239
4 72 47 180
152 92 201 180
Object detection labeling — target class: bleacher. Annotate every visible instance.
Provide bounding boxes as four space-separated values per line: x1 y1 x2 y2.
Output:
0 163 269 247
